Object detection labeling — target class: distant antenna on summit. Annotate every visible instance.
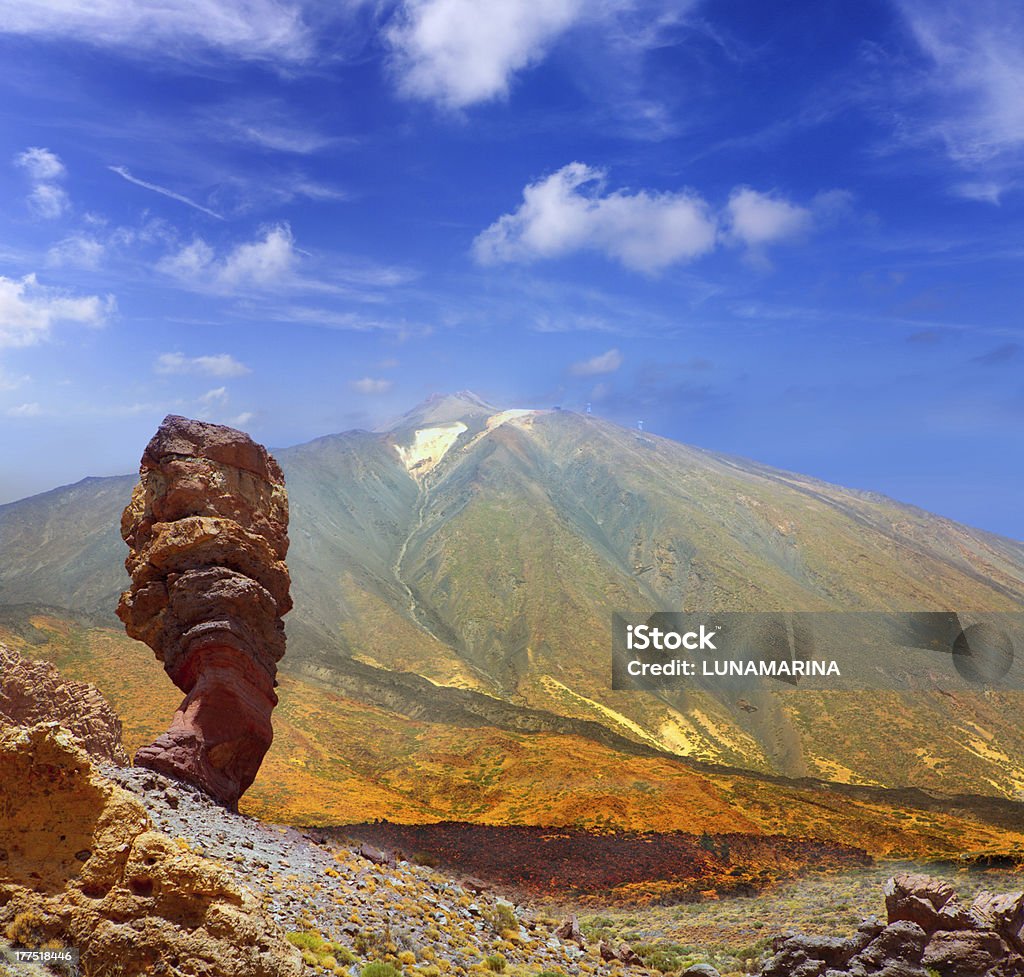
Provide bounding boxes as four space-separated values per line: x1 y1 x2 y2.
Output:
637 420 644 432
586 402 592 415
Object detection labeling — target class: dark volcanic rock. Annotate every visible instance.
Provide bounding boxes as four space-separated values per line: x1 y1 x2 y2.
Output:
554 914 586 948
922 929 1015 976
358 842 394 866
615 942 643 965
884 873 975 933
0 643 128 764
757 874 1024 977
117 415 291 810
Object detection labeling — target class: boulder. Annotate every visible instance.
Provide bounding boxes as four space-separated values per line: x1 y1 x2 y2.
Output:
616 942 643 965
554 913 586 948
358 842 394 866
117 415 291 810
921 929 1016 977
884 873 974 933
0 722 301 976
0 643 128 764
757 875 1024 977
970 888 1024 953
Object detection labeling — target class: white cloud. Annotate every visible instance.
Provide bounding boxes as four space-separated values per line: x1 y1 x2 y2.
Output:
158 240 216 281
157 224 296 291
218 224 296 287
0 368 30 391
230 123 335 154
1 0 314 62
27 184 70 219
14 146 69 219
290 180 350 202
155 352 251 377
725 187 812 247
266 305 426 333
474 164 836 271
388 0 583 108
0 274 113 349
896 0 1024 167
351 377 393 394
47 234 105 269
570 348 623 376
14 147 65 182
473 162 717 273
199 386 229 405
953 180 1010 204
6 402 44 418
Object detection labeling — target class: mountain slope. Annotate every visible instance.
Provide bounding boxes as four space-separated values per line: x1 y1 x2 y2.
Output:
2 393 1024 808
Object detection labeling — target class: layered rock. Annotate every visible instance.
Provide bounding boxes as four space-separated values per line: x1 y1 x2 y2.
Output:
116 415 291 810
0 722 301 976
0 643 128 764
758 872 1024 977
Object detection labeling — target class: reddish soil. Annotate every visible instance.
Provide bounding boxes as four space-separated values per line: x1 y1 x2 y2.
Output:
331 822 872 904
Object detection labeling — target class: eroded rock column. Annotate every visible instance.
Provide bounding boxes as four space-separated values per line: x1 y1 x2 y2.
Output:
117 415 291 810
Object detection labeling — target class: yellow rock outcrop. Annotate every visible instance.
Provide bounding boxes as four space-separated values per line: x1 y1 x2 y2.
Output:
0 722 301 977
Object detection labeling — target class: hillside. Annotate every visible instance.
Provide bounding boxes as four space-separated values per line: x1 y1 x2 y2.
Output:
2 392 1024 822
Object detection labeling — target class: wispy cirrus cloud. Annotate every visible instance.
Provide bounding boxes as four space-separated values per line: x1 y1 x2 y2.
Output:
14 147 70 219
569 348 623 376
156 223 415 301
0 368 30 392
46 234 106 269
193 385 253 426
109 165 224 219
892 0 1024 199
155 352 251 377
263 304 429 334
1 0 315 62
351 377 393 394
6 402 45 418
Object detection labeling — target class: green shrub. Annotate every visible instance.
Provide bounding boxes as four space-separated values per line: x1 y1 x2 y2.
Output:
641 949 682 973
361 964 402 977
484 954 506 973
286 931 324 951
486 903 518 935
332 945 356 965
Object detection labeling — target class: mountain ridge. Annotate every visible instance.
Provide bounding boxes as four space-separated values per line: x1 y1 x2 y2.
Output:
2 395 1024 812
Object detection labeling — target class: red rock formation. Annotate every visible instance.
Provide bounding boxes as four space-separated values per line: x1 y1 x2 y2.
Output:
117 415 291 810
0 643 129 764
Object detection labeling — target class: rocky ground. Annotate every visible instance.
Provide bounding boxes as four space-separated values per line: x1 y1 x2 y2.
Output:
4 639 1024 977
99 762 653 976
4 738 1024 976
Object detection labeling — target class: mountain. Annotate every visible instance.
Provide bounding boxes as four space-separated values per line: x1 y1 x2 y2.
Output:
3 392 1024 831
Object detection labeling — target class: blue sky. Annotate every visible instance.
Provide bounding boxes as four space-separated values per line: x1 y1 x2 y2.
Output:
0 0 1022 539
